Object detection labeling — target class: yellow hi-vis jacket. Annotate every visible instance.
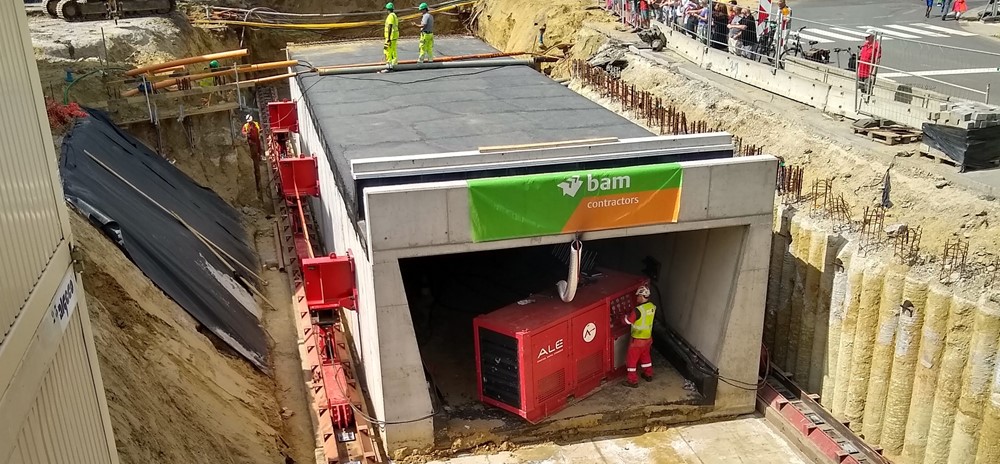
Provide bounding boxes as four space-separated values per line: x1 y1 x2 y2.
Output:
629 302 657 339
385 12 399 41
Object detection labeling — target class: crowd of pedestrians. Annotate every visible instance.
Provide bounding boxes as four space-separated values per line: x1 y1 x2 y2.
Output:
606 0 778 60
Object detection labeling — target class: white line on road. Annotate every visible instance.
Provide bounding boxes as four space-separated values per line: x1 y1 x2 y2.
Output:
862 26 922 39
880 67 1000 78
830 27 894 40
804 29 864 41
910 23 978 36
790 31 834 43
884 24 948 37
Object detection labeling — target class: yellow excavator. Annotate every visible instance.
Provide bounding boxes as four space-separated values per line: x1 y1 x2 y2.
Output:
45 0 176 21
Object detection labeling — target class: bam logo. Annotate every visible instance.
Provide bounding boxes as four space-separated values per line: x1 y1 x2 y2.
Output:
558 174 631 198
537 339 564 361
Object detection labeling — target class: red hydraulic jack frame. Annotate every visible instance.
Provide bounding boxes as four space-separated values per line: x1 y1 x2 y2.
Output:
756 348 890 464
265 98 384 463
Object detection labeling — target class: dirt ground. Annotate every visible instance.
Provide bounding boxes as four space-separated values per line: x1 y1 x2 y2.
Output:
73 212 288 463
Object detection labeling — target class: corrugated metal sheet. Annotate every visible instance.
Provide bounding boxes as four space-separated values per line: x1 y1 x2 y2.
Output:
0 2 67 344
7 310 113 464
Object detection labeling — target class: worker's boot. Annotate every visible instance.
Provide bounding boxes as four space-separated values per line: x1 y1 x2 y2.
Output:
641 373 654 382
621 380 639 388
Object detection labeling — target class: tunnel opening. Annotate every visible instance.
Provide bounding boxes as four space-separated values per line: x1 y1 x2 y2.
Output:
398 226 749 443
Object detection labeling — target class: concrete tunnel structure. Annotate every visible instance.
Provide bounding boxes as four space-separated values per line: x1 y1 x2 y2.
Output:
286 36 780 452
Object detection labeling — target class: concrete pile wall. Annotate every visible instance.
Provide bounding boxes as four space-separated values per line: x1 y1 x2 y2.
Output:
766 205 1000 464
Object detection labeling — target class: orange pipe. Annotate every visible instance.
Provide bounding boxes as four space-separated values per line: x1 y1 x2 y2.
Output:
313 52 529 71
126 49 249 76
122 60 298 97
153 65 187 76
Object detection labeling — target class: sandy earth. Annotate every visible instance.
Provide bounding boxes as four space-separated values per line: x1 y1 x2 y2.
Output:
72 213 288 463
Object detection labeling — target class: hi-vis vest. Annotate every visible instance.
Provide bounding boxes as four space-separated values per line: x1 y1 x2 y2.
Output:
631 302 657 339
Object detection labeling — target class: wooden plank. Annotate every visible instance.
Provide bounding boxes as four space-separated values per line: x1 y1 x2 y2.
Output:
117 101 241 125
478 137 620 153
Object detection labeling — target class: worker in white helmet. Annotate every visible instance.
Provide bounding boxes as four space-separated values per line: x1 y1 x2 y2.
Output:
622 284 657 388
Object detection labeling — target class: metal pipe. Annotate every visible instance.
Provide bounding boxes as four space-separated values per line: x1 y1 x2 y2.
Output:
122 60 298 97
317 58 535 76
313 52 529 72
126 49 249 76
557 239 582 303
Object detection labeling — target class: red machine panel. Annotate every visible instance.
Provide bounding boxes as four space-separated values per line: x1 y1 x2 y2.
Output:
278 157 319 198
267 100 299 133
302 253 357 311
473 270 646 423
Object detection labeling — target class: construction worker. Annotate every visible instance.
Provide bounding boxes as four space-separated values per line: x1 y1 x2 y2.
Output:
382 2 400 71
622 285 657 388
415 2 434 62
241 114 264 195
209 59 226 86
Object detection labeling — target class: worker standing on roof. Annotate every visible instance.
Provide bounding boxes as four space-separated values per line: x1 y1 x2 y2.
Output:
241 114 264 196
415 2 434 62
382 2 400 72
622 285 657 388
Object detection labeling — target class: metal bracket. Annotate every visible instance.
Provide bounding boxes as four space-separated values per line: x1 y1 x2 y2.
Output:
70 245 85 272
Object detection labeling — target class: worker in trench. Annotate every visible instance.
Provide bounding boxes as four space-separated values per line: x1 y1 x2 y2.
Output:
382 2 400 72
622 285 657 388
415 2 434 63
241 114 264 198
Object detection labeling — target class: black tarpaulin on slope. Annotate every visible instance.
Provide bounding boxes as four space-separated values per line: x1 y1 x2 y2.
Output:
60 109 267 371
922 122 1000 171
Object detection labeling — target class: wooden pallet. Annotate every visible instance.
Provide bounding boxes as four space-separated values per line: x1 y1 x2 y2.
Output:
852 126 922 145
917 150 960 168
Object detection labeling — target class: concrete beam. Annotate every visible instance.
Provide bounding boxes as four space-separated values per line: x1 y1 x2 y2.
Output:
364 156 779 253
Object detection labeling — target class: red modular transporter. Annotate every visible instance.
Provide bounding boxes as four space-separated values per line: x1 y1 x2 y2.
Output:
473 270 647 423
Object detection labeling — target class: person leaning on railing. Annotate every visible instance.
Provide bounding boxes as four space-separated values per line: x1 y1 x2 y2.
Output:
857 29 881 94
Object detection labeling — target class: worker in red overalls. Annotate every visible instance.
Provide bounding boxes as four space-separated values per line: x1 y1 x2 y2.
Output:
241 114 263 196
622 285 657 388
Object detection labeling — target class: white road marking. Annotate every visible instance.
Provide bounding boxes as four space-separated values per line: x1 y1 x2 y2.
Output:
884 24 948 37
805 29 865 41
791 31 834 43
880 67 1000 78
910 23 978 36
830 26 894 41
862 26 922 39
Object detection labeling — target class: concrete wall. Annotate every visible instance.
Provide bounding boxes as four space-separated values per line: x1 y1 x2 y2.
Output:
361 155 778 450
659 26 977 127
592 226 754 369
292 77 435 452
766 206 1000 464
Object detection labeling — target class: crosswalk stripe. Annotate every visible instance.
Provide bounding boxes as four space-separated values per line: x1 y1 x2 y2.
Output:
829 27 894 41
804 29 864 41
862 26 922 39
884 24 948 37
880 67 1000 78
910 23 978 36
791 31 834 43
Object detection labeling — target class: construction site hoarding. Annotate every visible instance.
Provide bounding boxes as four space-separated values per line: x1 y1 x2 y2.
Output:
468 163 683 242
1 5 119 464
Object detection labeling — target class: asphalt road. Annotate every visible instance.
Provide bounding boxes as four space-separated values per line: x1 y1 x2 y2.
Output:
788 0 1000 103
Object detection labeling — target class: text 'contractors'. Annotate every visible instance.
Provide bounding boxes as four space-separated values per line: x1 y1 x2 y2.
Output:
587 197 641 208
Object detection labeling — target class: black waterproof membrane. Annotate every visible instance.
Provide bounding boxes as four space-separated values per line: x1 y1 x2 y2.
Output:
922 122 1000 171
60 109 267 370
